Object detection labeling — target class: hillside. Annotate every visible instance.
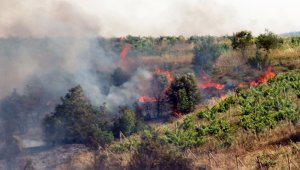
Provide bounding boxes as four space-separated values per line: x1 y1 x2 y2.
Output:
0 33 300 170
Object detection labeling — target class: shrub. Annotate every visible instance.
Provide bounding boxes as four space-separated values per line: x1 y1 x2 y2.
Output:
256 30 283 52
128 134 195 170
192 36 222 73
114 106 137 136
231 30 254 57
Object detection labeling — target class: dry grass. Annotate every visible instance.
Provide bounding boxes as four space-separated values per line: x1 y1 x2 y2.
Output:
269 46 300 60
269 46 300 71
137 54 193 65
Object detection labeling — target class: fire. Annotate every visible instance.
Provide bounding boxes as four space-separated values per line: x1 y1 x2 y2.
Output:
238 83 247 88
120 43 132 60
119 43 132 71
198 70 224 90
155 67 173 84
138 67 173 103
250 66 276 86
138 96 157 103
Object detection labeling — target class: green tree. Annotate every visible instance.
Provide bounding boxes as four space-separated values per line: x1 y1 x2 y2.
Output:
256 30 283 52
43 85 113 148
114 106 136 136
231 30 253 57
167 73 200 114
192 36 222 73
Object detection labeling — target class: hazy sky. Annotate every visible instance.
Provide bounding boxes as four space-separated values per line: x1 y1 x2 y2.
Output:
0 0 299 37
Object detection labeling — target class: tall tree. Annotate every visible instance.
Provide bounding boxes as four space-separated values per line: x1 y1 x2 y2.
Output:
167 73 200 114
43 85 113 148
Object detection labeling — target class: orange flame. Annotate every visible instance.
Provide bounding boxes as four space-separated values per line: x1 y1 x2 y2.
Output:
238 83 247 88
120 43 132 60
155 67 173 86
119 43 132 71
250 66 276 86
138 67 173 103
138 96 157 103
198 70 224 90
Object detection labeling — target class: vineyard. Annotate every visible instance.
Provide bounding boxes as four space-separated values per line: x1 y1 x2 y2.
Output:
163 70 300 150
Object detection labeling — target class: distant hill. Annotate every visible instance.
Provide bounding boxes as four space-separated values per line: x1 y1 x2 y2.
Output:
281 31 300 37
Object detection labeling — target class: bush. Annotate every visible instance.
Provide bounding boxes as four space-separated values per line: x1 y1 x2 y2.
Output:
231 30 253 57
114 106 137 136
256 30 283 52
128 134 195 170
192 36 222 73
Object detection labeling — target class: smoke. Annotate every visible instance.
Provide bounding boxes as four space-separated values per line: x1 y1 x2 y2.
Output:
0 0 101 37
2 0 300 38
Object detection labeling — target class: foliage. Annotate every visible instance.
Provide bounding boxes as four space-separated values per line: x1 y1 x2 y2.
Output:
197 96 235 121
114 106 137 136
192 36 222 73
167 73 200 113
164 71 300 149
128 132 195 170
164 115 233 148
231 30 253 56
256 30 283 52
238 71 300 133
43 85 114 148
110 136 140 153
257 152 278 169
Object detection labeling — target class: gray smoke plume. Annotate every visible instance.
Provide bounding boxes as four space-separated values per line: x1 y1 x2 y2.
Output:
0 0 152 109
0 0 101 37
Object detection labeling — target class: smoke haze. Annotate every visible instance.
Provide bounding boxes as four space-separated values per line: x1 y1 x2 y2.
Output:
1 0 299 38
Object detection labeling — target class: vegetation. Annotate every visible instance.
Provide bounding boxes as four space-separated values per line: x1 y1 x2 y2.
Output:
128 131 195 170
43 85 114 148
114 106 139 136
163 71 300 149
192 36 222 73
231 30 254 57
256 30 284 52
1 30 300 169
167 73 200 114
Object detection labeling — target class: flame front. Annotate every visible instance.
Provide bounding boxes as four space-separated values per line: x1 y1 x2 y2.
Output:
138 67 173 103
120 43 131 60
198 70 224 90
155 67 173 85
138 96 157 103
250 66 276 86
